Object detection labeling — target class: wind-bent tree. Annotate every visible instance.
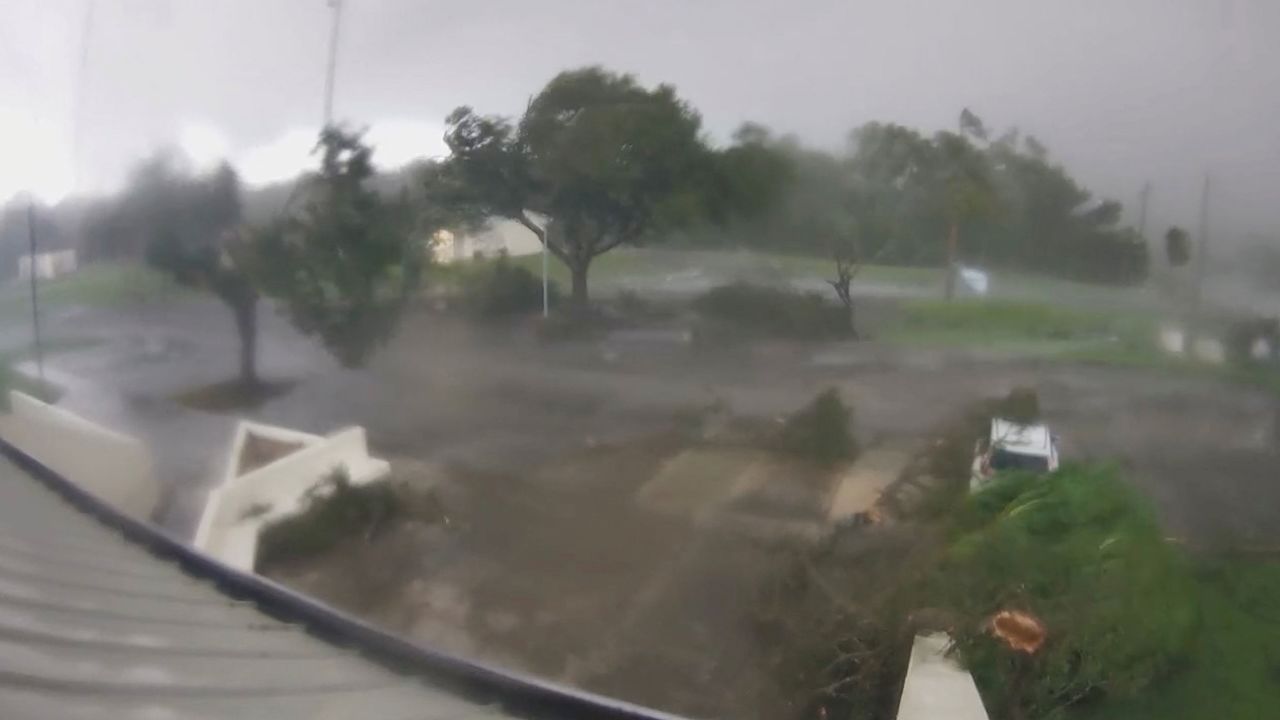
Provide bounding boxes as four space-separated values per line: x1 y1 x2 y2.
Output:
439 66 708 309
932 131 997 299
254 126 421 368
113 155 260 386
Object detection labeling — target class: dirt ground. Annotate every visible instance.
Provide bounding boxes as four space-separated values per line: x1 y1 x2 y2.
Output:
11 295 1279 718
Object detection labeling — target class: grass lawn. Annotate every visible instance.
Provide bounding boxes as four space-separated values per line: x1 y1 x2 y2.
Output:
882 297 1152 345
0 262 185 323
502 247 944 290
1075 560 1280 720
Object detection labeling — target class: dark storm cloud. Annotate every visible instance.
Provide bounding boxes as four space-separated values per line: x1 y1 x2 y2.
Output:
4 0 1279 238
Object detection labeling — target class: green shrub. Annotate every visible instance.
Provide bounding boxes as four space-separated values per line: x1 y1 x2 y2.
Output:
693 282 850 340
995 386 1041 424
777 388 856 464
933 465 1199 718
458 254 560 318
256 471 442 569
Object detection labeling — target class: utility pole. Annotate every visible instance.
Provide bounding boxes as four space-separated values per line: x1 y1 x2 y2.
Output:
26 202 44 384
1137 181 1151 238
1192 172 1211 344
322 0 344 126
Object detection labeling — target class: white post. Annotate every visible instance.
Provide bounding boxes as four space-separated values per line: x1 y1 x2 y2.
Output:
542 231 549 318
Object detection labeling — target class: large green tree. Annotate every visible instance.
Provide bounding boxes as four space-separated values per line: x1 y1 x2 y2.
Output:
440 66 708 308
254 126 422 368
111 154 260 386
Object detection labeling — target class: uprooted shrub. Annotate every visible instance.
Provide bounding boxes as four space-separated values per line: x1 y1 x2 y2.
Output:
693 282 851 340
256 470 444 570
777 388 857 465
932 465 1199 719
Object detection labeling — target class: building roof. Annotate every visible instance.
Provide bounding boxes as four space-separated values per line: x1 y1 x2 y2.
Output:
990 418 1053 458
0 442 685 720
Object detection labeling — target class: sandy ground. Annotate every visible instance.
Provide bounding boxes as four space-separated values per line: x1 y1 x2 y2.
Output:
5 294 1278 717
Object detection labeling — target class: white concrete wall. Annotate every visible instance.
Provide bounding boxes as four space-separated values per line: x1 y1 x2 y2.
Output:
194 423 389 572
0 391 158 520
896 634 990 720
432 219 542 264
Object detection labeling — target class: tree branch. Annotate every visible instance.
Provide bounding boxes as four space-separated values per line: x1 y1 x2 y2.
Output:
517 211 568 264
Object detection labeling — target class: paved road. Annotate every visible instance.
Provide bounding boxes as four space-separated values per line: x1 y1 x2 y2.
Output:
6 295 1277 548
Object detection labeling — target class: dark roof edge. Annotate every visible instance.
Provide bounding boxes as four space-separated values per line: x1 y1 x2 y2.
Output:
0 437 694 720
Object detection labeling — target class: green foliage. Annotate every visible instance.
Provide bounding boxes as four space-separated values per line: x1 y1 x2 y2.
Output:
934 465 1200 718
1077 559 1280 720
777 388 856 464
440 66 710 306
693 282 850 340
254 126 423 368
677 113 1148 286
457 253 559 317
256 471 442 570
103 153 261 384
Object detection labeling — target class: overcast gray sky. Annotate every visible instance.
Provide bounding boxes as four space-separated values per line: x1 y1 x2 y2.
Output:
3 0 1278 240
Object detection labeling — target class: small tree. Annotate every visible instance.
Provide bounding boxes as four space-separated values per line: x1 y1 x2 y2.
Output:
254 126 422 368
828 238 861 338
117 155 260 387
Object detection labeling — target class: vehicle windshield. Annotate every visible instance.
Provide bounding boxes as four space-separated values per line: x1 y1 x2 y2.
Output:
990 448 1050 473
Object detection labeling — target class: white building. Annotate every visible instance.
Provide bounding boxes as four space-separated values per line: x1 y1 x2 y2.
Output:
432 218 542 264
17 249 77 280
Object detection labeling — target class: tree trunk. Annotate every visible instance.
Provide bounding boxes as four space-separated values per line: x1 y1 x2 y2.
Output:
233 298 259 388
569 261 590 310
945 220 959 300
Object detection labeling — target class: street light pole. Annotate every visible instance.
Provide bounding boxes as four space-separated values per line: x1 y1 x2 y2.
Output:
542 230 549 318
322 0 343 125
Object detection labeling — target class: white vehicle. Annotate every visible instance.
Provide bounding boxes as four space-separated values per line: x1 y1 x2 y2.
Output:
970 418 1060 491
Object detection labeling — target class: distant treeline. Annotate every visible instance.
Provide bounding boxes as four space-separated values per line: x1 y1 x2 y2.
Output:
3 104 1146 287
682 114 1149 285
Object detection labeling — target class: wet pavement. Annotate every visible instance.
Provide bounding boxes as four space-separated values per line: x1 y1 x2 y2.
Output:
3 293 1277 549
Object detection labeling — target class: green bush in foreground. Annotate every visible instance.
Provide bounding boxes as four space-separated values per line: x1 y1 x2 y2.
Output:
256 471 442 570
694 282 850 340
777 388 856 464
934 465 1199 719
458 254 561 318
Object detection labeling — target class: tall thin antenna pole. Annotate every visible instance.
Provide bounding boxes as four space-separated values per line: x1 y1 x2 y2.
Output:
26 202 44 384
322 0 343 126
